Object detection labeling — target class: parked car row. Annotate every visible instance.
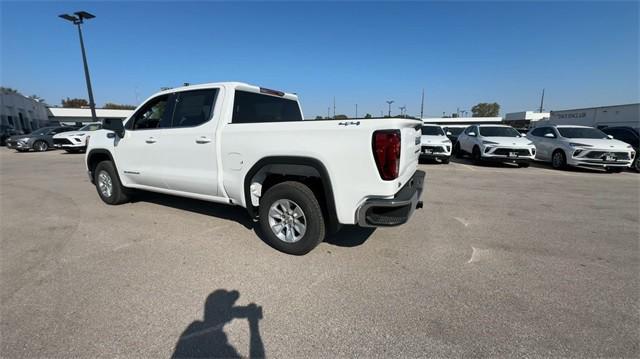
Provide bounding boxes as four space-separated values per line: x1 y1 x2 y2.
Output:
421 123 638 173
5 123 102 153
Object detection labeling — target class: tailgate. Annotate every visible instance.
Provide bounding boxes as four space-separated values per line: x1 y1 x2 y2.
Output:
398 120 422 182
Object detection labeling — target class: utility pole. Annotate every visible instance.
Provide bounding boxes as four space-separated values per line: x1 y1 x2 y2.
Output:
327 107 330 119
539 88 545 113
386 100 394 117
59 11 97 121
420 89 425 119
355 104 358 119
333 97 336 119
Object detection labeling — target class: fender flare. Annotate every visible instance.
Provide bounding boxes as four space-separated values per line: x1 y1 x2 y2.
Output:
86 149 123 184
243 156 338 230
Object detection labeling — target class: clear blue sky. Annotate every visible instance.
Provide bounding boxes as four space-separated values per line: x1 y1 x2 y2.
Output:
2 1 638 118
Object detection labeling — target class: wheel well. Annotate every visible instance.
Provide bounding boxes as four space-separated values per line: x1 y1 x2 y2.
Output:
87 152 111 174
553 148 566 157
244 157 339 233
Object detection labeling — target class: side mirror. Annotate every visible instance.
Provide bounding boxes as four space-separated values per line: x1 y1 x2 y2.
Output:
607 135 614 139
468 132 476 137
446 131 452 136
103 119 125 138
544 133 555 138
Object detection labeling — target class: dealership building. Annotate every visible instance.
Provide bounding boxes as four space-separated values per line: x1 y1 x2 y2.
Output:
503 111 550 129
1 90 133 133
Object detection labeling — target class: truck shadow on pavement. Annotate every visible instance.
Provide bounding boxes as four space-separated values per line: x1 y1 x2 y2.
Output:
130 191 254 229
131 191 375 248
172 289 265 359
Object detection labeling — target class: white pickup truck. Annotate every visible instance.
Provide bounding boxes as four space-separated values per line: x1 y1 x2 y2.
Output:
86 82 425 254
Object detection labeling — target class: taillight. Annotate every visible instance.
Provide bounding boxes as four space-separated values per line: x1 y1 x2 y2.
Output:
372 130 401 180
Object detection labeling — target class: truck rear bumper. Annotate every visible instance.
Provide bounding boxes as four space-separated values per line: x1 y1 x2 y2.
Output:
356 170 425 227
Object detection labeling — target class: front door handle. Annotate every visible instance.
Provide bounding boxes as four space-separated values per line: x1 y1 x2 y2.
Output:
145 137 157 144
196 137 212 144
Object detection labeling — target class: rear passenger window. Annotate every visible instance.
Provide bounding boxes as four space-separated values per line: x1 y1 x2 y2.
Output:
172 89 217 128
232 91 302 123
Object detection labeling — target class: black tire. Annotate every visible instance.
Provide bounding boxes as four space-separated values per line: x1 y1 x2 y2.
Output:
33 140 48 152
551 149 567 170
454 142 463 158
634 157 640 173
94 161 130 205
518 162 530 168
441 157 450 164
65 149 81 153
472 146 482 163
258 181 326 255
605 167 623 173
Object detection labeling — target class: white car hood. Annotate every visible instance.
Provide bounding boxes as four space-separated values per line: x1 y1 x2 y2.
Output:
53 131 88 139
421 135 450 145
483 136 532 146
565 138 630 150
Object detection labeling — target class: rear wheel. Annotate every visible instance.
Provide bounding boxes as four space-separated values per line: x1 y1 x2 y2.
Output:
518 162 530 168
33 140 48 152
551 150 567 170
634 157 640 173
259 181 325 255
94 161 130 205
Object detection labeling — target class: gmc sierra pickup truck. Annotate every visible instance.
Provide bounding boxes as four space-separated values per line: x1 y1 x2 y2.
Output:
86 82 425 254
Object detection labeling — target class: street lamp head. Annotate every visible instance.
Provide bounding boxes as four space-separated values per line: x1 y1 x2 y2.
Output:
58 14 79 23
74 11 96 20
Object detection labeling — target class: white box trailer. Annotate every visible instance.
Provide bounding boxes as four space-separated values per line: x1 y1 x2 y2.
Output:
540 103 639 128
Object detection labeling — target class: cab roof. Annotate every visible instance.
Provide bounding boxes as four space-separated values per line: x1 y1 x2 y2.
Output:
155 82 299 101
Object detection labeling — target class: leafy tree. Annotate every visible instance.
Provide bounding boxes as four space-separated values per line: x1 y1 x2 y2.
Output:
28 94 45 103
334 114 348 120
104 102 136 110
0 87 21 95
471 102 500 117
62 98 89 108
364 113 372 119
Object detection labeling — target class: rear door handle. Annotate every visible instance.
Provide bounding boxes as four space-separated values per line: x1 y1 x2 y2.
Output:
145 137 157 144
196 137 212 144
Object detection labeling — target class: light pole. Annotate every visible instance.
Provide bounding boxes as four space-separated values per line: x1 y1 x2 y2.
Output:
386 100 394 117
59 11 97 121
355 104 358 119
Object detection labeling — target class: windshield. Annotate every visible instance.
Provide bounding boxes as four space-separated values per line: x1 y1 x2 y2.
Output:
557 127 607 139
422 126 445 136
479 126 520 137
79 123 102 131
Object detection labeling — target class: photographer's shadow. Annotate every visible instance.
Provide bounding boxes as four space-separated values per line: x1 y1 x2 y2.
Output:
171 290 265 359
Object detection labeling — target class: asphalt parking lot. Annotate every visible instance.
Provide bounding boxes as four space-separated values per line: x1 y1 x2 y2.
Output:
1 149 638 358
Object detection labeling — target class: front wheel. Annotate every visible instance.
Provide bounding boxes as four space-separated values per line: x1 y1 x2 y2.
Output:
259 181 326 255
551 150 567 170
33 140 48 152
94 161 130 205
441 157 450 164
454 142 463 158
472 146 482 163
634 157 640 173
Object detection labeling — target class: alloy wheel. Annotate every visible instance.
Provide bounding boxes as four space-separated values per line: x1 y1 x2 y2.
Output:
97 170 113 198
268 199 307 243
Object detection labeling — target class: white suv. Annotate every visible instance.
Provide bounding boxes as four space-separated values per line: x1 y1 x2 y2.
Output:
454 124 536 167
419 124 451 163
527 125 636 172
